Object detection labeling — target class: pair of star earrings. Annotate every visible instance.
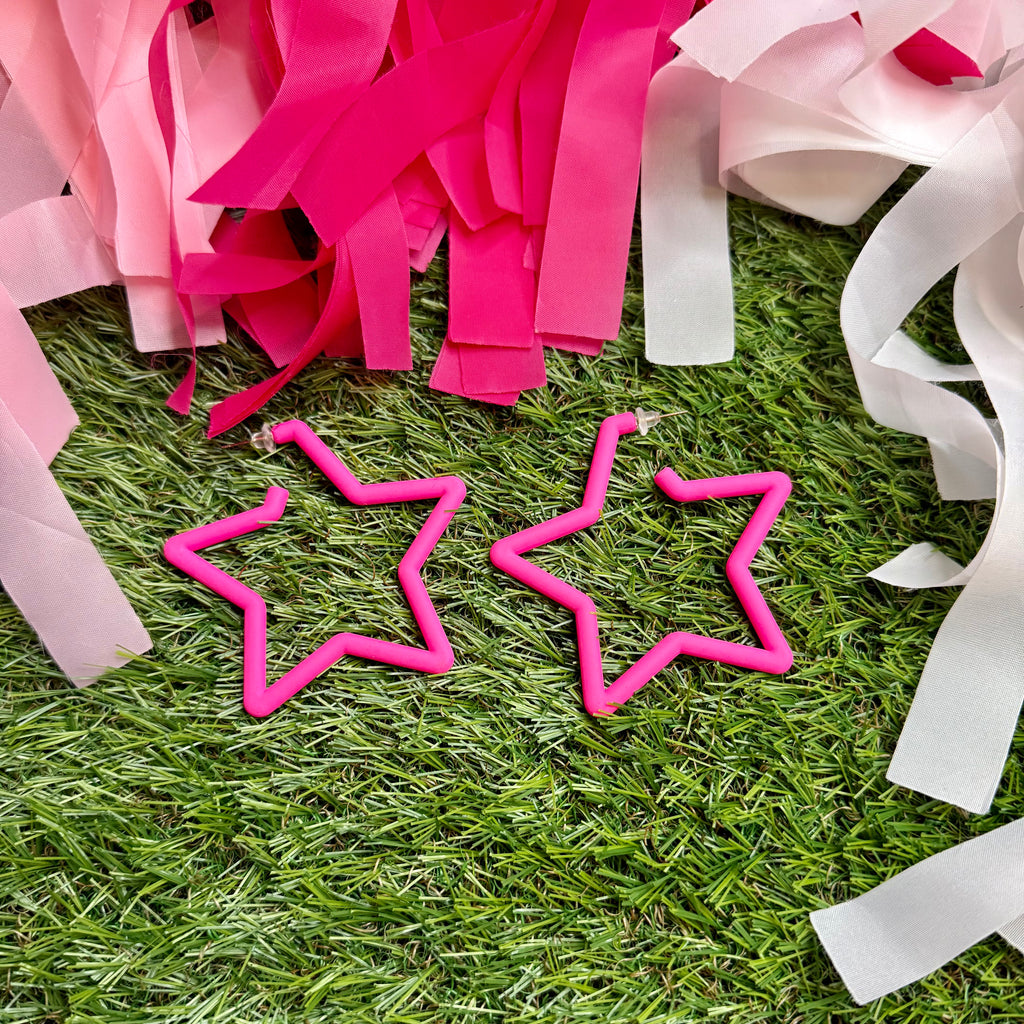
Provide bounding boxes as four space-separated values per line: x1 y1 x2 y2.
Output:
164 412 793 718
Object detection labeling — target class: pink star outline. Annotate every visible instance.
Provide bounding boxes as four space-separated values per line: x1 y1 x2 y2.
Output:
490 412 793 716
164 420 466 717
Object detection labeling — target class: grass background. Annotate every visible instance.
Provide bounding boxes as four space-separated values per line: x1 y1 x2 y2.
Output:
1 183 1019 1022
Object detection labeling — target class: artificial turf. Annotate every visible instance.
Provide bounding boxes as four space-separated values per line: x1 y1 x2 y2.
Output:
1 182 1018 1022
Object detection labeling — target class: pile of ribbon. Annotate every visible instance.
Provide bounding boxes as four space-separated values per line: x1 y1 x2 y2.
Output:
640 0 1024 1004
6 0 695 428
0 0 690 684
7 0 1024 1006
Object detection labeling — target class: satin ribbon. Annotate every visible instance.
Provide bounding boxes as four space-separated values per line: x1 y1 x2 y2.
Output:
811 815 1024 1004
811 94 1024 999
842 110 1024 816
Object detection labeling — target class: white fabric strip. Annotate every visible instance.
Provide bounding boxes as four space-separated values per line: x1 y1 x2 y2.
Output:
669 0 859 82
811 817 1024 1004
641 61 733 365
644 2 1024 370
832 93 1024 813
813 203 1024 1005
886 217 1024 813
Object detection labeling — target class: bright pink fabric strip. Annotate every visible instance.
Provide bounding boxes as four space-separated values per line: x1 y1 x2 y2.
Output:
427 116 504 231
0 395 152 686
236 279 321 367
405 0 505 229
518 0 589 227
541 333 605 355
410 212 449 273
347 186 412 371
428 336 522 405
290 9 533 244
208 244 359 436
181 249 331 295
448 213 536 348
534 0 667 340
458 333 546 392
191 0 398 210
892 27 984 85
211 213 323 365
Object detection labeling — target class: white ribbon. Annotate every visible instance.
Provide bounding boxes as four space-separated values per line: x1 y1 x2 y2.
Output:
642 0 1024 367
645 3 1024 999
837 92 1024 814
813 119 1024 1000
811 816 1024 1004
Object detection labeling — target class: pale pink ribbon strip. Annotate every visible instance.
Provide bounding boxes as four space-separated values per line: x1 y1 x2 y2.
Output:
0 194 151 684
0 392 151 685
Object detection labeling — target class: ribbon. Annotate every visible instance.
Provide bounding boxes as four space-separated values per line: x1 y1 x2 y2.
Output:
0 396 151 686
842 107 1024 815
642 0 1024 814
641 0 1024 367
811 97 1024 999
812 816 1024 1003
0 195 151 683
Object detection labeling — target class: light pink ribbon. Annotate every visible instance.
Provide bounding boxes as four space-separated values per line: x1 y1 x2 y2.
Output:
0 196 150 683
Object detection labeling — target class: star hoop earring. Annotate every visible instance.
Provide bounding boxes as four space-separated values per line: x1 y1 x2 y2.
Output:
164 420 466 717
489 410 793 716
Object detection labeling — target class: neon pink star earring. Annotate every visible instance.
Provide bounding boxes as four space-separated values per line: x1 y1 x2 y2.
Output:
164 420 466 717
490 410 793 716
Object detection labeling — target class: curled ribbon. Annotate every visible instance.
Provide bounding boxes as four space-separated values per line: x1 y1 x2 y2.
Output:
643 0 1024 820
642 0 1024 366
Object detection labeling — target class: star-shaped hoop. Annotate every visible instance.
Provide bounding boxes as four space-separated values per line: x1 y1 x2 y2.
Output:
164 420 466 717
490 411 793 716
